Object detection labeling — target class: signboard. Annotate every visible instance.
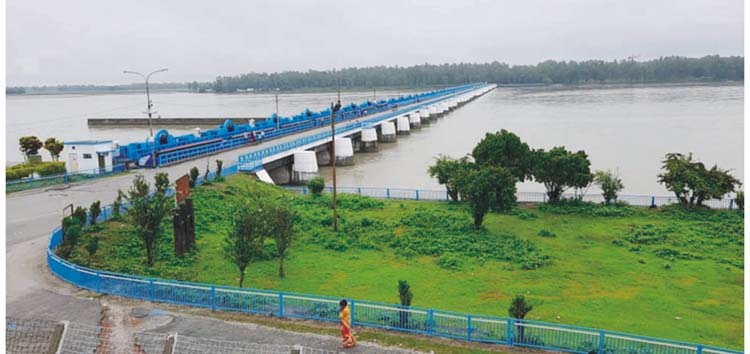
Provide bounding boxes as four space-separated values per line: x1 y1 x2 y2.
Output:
175 174 191 204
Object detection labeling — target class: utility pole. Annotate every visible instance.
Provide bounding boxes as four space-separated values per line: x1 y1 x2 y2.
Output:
330 98 342 231
123 68 168 167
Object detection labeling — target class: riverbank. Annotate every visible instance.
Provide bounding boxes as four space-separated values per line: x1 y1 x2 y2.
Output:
60 174 743 349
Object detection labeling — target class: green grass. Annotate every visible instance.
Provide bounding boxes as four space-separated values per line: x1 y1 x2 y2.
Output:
65 174 744 349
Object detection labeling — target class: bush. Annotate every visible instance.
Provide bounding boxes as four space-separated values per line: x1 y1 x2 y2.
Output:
5 161 65 180
189 167 199 187
538 199 635 217
436 253 463 270
735 190 744 210
594 170 624 204
537 229 556 237
72 206 88 225
89 201 102 225
307 177 325 196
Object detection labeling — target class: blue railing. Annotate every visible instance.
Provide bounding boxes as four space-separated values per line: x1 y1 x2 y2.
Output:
284 186 738 210
237 83 488 172
46 169 742 353
6 164 128 193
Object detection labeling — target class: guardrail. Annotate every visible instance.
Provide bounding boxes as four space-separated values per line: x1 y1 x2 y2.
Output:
237 84 489 172
283 186 737 210
45 171 741 353
6 164 128 193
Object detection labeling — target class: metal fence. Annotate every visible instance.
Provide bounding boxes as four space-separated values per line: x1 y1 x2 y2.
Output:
283 186 737 210
6 317 354 354
6 164 128 193
238 84 490 172
46 190 742 354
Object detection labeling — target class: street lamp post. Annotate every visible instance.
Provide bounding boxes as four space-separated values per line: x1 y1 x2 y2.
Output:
330 98 342 231
123 68 168 167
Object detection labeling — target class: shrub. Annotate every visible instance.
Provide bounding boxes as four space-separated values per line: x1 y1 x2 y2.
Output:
307 177 325 196
537 229 556 237
89 201 102 225
510 208 537 220
531 147 593 203
215 159 224 181
436 253 463 270
72 206 88 225
86 236 99 258
538 199 635 217
44 138 64 161
508 295 533 319
112 190 124 218
34 162 66 176
189 167 200 187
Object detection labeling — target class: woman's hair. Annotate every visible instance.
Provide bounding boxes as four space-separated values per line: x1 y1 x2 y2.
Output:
340 299 348 307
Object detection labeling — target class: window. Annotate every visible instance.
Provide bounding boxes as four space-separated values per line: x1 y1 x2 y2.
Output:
82 153 92 159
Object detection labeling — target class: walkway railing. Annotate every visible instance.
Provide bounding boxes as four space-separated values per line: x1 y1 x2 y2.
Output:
46 171 741 354
237 84 488 172
6 164 128 193
283 186 737 210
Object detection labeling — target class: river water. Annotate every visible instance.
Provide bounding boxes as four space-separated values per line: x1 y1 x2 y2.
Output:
6 84 743 195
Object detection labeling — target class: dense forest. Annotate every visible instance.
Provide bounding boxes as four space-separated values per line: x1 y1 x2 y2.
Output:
200 55 743 93
7 55 743 95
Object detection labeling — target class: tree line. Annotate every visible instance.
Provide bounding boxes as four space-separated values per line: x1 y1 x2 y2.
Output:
203 55 743 93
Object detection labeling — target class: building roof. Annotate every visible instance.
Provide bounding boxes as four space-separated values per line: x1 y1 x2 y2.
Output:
64 140 113 145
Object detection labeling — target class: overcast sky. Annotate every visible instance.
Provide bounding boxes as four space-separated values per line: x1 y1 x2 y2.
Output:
6 0 744 86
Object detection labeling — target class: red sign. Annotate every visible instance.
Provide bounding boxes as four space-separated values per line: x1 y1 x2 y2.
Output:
175 174 191 204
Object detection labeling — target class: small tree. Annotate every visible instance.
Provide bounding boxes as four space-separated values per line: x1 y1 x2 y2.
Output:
19 136 44 161
594 170 625 204
223 198 269 287
509 295 534 343
531 147 593 203
428 155 473 202
89 201 102 225
127 173 173 266
454 165 517 228
44 138 64 161
203 160 212 185
735 189 744 210
270 199 296 278
307 177 325 196
657 153 740 207
112 190 125 218
86 236 99 260
57 217 83 259
398 280 413 328
72 206 88 225
472 129 533 181
189 167 200 187
215 159 224 180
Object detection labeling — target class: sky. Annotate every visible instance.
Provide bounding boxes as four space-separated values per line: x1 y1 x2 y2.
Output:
6 0 744 86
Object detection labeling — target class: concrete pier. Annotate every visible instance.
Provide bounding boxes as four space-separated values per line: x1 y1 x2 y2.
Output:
334 137 354 165
419 109 431 124
361 127 378 152
379 122 397 142
409 113 422 129
428 105 439 121
292 151 319 184
396 116 410 135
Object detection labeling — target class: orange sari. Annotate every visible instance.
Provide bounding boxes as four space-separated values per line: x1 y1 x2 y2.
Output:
340 305 356 348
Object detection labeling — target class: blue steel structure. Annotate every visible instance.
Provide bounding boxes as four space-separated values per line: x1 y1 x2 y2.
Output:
237 83 484 172
45 165 741 353
116 84 480 168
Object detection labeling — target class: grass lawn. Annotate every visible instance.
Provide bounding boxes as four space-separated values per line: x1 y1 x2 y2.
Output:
65 174 744 349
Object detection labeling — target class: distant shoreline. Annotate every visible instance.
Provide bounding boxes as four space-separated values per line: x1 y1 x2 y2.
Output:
6 80 742 97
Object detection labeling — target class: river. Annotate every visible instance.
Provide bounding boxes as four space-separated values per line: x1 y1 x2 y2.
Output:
6 84 743 195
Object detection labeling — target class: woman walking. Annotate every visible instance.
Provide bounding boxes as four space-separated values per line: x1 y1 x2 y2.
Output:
339 299 357 348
